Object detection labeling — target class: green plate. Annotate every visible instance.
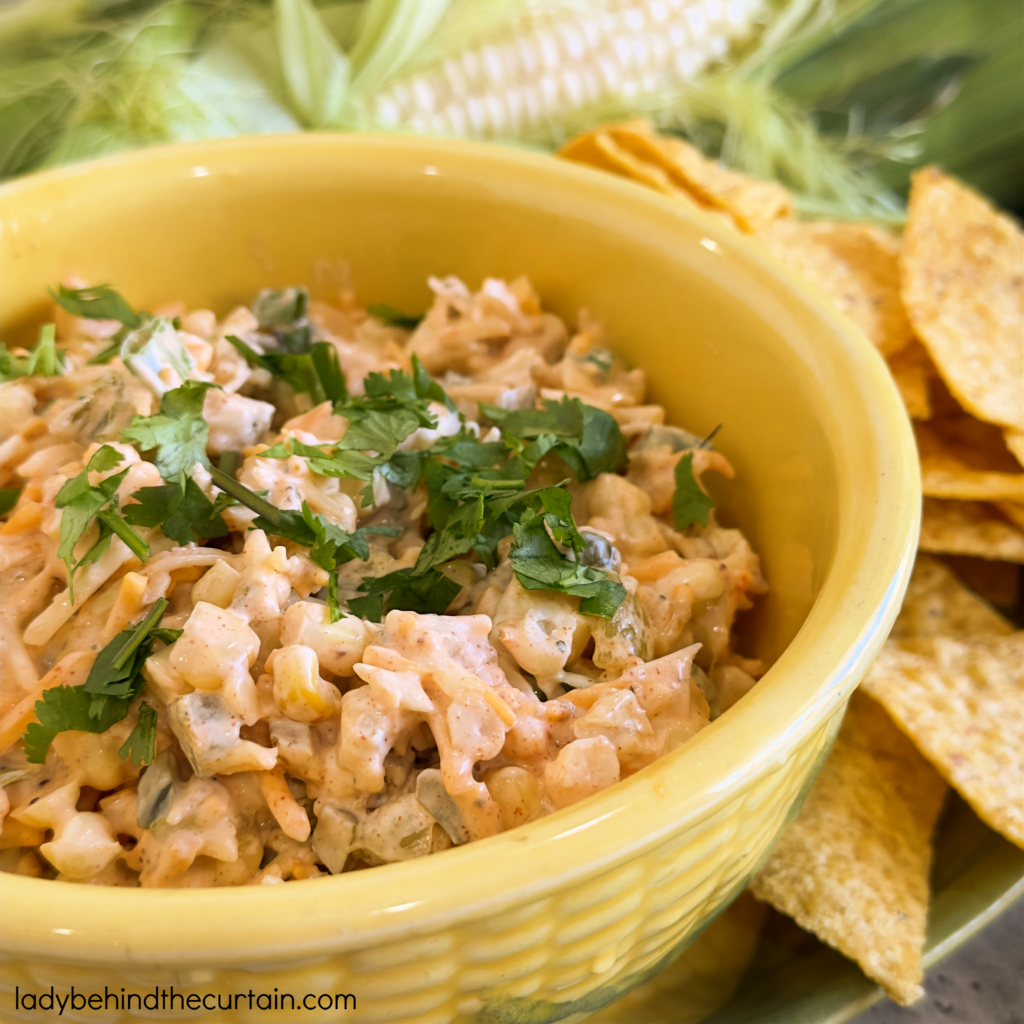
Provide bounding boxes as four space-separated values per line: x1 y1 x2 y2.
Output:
591 792 1024 1024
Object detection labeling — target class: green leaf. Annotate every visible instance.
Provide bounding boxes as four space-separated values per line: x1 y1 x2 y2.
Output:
119 702 157 766
563 403 629 481
327 570 342 623
508 508 625 620
95 505 152 563
413 493 484 573
121 380 218 480
55 446 149 602
24 596 170 762
338 408 421 458
367 303 422 330
84 599 169 700
23 685 134 765
0 323 66 382
311 340 348 403
275 0 350 128
50 284 142 328
481 395 584 441
226 334 344 404
411 353 457 412
481 396 627 482
123 476 229 546
672 451 715 530
0 488 19 517
347 592 384 621
351 567 462 619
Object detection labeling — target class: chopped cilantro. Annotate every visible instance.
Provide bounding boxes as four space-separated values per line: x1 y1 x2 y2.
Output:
207 466 396 570
0 324 66 381
0 488 19 517
672 451 715 530
50 284 142 329
349 568 462 620
509 507 626 619
480 396 627 482
118 702 157 767
120 380 218 481
23 599 170 764
339 354 456 424
82 599 167 700
327 571 342 623
23 686 135 764
124 476 228 546
227 286 348 404
55 446 150 602
226 335 346 405
367 303 423 330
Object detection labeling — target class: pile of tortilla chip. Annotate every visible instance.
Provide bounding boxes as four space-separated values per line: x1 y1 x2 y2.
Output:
559 123 1024 1006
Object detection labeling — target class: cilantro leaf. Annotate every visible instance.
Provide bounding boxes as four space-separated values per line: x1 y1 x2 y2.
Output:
50 284 142 328
480 396 584 440
341 354 455 422
480 396 627 482
672 451 715 530
23 686 135 764
83 599 168 700
508 508 626 619
124 476 228 546
119 702 157 767
338 409 421 458
0 324 66 382
207 467 396 572
350 568 462 620
413 494 485 572
0 488 19 517
327 571 342 623
120 380 218 481
227 334 346 405
24 598 170 764
559 402 628 481
55 446 150 601
367 303 423 330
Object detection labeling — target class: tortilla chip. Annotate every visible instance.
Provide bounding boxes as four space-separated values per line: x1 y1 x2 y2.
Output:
916 420 1024 502
890 554 1012 640
996 501 1024 532
862 633 1024 849
900 167 1024 434
758 219 914 356
559 129 703 208
887 340 935 419
750 691 946 1005
1005 430 1024 468
605 120 792 233
942 555 1021 611
920 498 1024 562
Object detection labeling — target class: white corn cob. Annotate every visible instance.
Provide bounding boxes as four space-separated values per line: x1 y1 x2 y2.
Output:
369 0 767 139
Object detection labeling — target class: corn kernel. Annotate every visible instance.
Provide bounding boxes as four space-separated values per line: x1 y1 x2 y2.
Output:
272 645 341 723
191 560 242 609
484 766 541 831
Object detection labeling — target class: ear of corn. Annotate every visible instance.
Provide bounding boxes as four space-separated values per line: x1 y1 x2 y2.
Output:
360 0 767 141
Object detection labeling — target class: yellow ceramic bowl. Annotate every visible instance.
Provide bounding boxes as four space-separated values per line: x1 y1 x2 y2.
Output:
0 136 918 1023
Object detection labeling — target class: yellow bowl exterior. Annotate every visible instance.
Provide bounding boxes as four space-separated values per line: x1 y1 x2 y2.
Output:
0 136 919 1023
